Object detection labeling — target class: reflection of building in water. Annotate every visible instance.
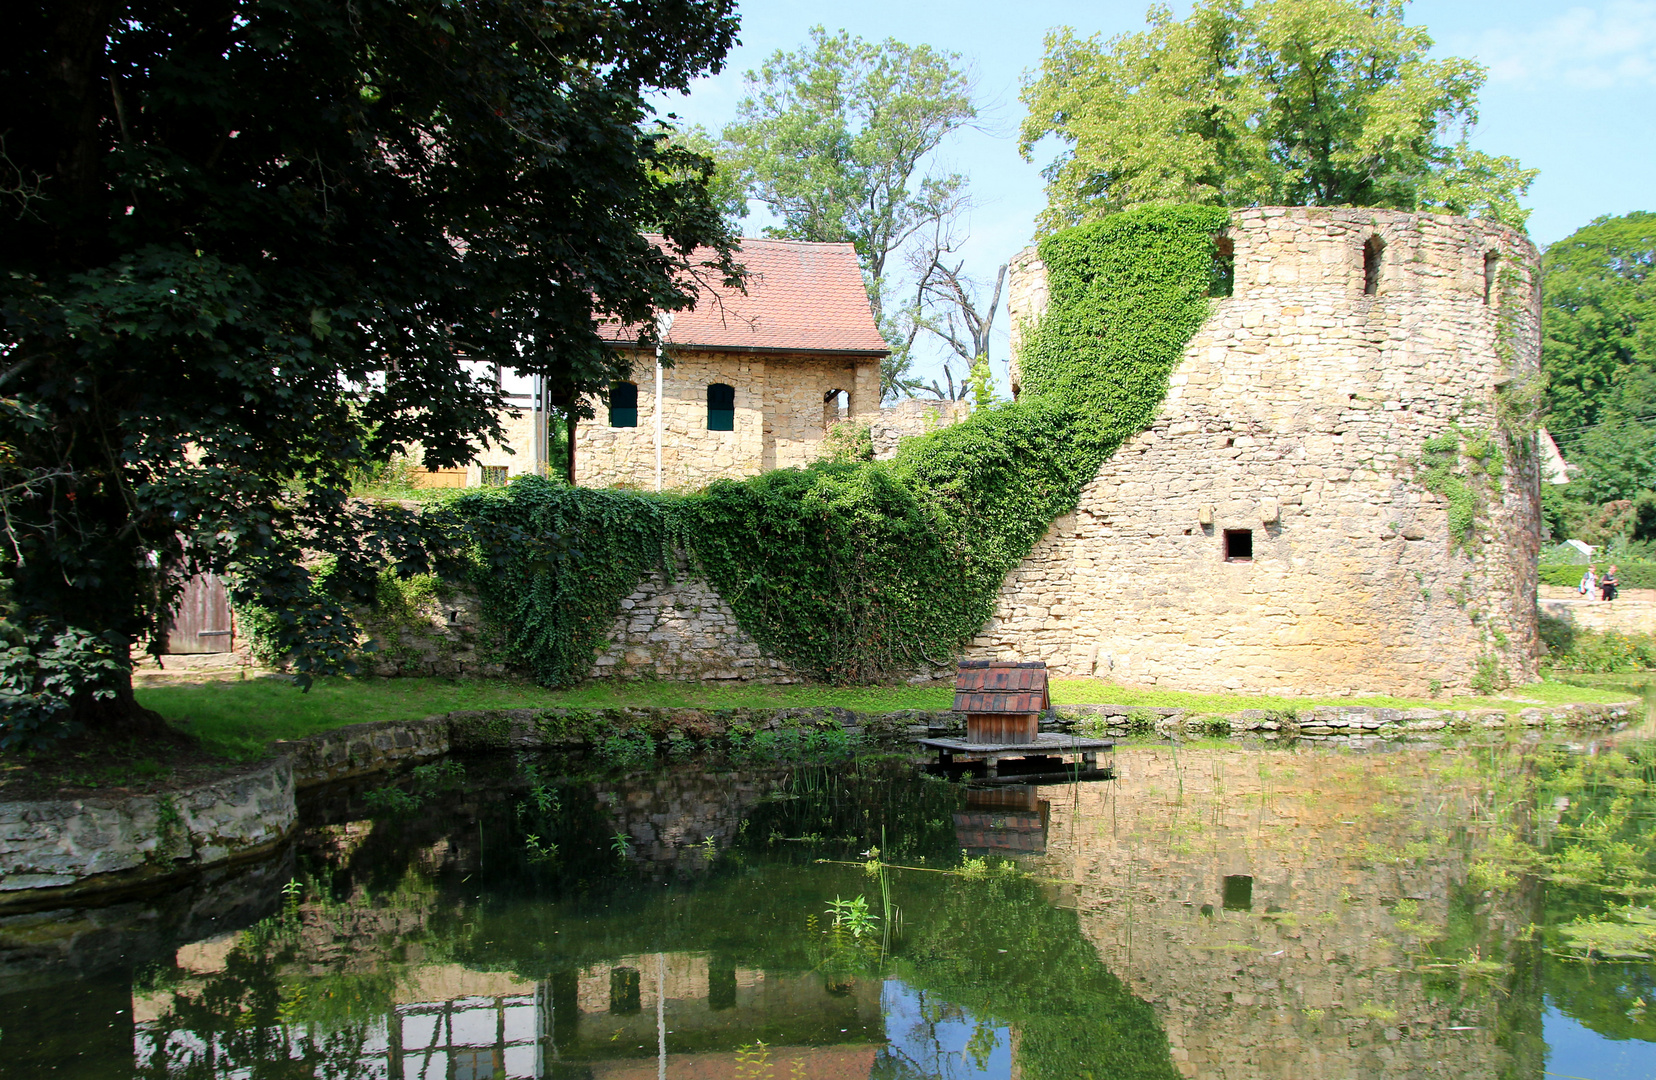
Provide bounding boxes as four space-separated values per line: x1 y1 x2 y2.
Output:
133 950 880 1079
597 767 788 877
1036 745 1540 1080
954 785 1051 855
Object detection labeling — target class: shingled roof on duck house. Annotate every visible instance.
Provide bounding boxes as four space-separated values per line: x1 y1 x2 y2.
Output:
954 660 1050 745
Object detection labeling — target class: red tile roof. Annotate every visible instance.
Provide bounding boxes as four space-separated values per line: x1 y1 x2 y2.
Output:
953 661 1050 713
600 237 889 356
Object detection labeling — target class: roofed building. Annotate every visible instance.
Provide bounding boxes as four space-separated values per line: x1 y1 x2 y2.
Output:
580 237 889 490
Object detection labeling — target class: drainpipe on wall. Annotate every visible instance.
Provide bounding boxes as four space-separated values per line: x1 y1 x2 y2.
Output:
654 312 674 493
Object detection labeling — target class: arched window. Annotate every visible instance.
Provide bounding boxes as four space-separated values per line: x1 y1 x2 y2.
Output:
1483 251 1500 305
609 381 638 428
1363 235 1385 296
707 383 735 431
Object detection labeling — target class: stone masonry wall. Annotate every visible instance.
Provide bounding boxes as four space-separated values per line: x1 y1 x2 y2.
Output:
591 555 802 683
576 349 881 491
0 760 295 898
973 207 1543 696
869 397 971 459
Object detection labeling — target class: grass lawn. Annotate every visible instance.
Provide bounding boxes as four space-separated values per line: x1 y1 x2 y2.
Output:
136 674 1643 761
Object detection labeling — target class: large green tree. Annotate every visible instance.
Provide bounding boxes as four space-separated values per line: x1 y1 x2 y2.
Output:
721 26 976 397
1539 211 1656 538
1019 0 1535 232
0 0 740 744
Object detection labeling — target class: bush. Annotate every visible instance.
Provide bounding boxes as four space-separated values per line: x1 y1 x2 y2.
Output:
1540 616 1656 673
1539 563 1656 590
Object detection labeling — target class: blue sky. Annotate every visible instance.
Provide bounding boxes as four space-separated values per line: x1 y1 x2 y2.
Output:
655 0 1656 387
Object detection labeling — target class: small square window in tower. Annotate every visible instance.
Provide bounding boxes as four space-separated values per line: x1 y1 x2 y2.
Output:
1224 529 1253 562
1363 235 1385 296
608 381 638 428
707 382 735 431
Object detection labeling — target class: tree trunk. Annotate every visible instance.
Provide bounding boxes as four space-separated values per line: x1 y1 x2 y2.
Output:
69 666 170 740
566 405 577 485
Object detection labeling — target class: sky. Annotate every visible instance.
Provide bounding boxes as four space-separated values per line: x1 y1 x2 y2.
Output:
650 0 1656 391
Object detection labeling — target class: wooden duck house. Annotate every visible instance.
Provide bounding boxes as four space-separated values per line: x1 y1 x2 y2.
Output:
954 660 1049 744
918 658 1113 783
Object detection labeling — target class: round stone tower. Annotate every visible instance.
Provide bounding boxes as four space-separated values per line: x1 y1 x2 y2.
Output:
980 207 1542 696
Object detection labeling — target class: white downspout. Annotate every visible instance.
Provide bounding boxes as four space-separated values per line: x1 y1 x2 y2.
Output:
654 312 674 493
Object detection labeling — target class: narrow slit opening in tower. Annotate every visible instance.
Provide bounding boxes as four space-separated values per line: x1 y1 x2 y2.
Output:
1209 235 1235 298
1363 236 1385 296
1483 251 1500 305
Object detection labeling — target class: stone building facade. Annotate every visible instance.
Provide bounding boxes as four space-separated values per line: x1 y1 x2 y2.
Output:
967 206 1542 695
576 347 881 489
586 208 1543 696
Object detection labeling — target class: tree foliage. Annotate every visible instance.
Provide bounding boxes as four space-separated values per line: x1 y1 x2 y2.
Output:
0 0 740 742
1539 212 1656 538
721 26 976 398
1019 0 1536 233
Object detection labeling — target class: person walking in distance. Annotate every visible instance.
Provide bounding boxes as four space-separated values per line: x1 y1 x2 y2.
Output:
1580 564 1599 600
1602 564 1619 602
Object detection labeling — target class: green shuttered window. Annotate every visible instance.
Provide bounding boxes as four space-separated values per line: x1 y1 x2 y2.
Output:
707 383 735 431
609 381 638 428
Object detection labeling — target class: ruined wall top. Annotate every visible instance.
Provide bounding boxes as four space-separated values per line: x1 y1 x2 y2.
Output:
1007 206 1540 390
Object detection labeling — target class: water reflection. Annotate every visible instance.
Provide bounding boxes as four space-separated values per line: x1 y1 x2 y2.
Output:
1 731 1652 1080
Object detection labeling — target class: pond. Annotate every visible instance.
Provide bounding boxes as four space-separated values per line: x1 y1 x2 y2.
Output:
2 719 1653 1080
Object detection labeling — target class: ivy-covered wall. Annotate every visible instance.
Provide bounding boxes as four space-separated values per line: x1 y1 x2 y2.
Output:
461 206 1231 688
970 206 1542 695
432 206 1540 696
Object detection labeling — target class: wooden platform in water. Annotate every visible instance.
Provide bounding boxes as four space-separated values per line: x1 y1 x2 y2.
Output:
917 733 1115 756
918 732 1115 783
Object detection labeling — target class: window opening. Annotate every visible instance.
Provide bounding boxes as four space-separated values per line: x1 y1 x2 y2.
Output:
823 388 849 431
1224 529 1253 562
1483 251 1499 305
1223 875 1254 911
609 967 642 1014
708 962 737 1011
707 383 735 431
480 465 508 487
1363 235 1385 296
608 381 638 428
1208 235 1235 298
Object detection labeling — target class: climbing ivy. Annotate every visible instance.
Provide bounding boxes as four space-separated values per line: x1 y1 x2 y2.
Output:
457 480 673 687
678 205 1230 681
453 206 1229 686
1417 425 1505 551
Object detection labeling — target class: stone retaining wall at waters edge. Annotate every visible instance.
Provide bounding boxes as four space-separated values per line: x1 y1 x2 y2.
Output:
0 759 294 905
1538 596 1656 636
0 696 1633 907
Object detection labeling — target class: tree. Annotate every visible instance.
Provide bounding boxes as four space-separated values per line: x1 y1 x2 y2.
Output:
1019 0 1536 233
1539 212 1656 541
901 218 1007 401
0 0 740 744
1543 212 1656 442
721 26 976 397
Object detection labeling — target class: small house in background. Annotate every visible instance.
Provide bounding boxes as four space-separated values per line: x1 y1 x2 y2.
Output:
953 660 1050 745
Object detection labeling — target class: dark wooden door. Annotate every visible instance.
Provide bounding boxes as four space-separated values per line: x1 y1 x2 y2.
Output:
164 573 234 654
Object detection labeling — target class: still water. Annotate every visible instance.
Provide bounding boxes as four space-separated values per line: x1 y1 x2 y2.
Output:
2 725 1653 1080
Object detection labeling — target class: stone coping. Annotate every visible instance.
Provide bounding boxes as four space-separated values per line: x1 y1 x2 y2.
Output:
0 758 294 912
2 694 1637 908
